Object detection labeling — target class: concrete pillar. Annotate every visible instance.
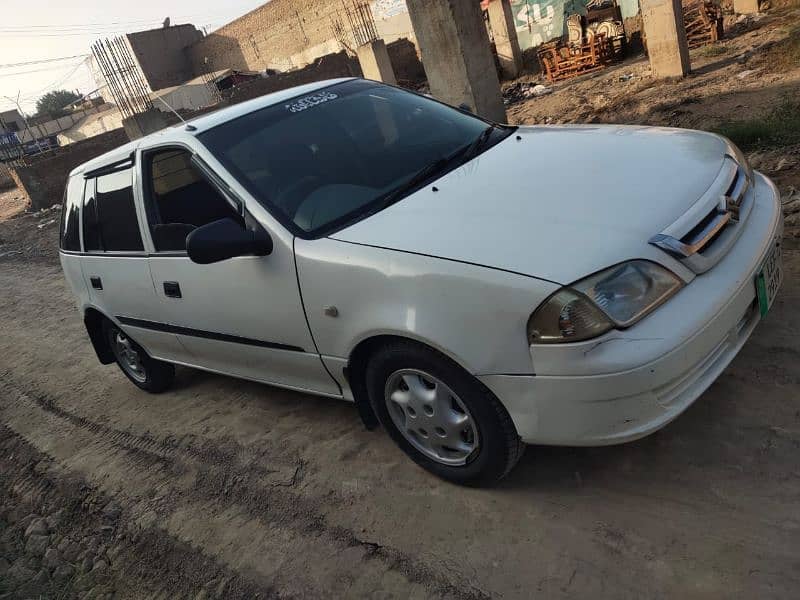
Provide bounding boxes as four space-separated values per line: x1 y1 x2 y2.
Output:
122 109 170 141
733 0 759 13
356 39 397 85
641 0 691 79
405 0 506 123
487 0 523 80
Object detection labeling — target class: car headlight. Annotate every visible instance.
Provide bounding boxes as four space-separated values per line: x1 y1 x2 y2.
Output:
527 260 683 344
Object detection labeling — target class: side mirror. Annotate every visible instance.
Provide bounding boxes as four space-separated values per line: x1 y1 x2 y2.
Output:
186 218 273 265
457 102 474 114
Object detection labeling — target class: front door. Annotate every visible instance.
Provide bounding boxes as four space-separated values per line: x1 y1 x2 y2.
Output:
139 146 339 396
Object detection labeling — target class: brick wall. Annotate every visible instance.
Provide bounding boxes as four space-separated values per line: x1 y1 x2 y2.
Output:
186 0 418 77
386 38 425 84
10 130 128 211
188 0 347 74
221 51 362 104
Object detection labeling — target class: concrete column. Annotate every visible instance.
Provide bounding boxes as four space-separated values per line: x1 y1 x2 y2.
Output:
733 0 759 13
122 109 170 141
641 0 691 79
356 39 397 85
487 0 523 80
405 0 506 123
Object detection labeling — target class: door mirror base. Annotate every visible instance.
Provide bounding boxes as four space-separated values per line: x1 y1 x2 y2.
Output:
186 218 273 264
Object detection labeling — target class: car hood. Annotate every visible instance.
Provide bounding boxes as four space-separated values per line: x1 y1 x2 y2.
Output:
331 124 728 284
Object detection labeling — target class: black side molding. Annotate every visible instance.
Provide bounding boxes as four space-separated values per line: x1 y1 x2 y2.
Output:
115 316 305 353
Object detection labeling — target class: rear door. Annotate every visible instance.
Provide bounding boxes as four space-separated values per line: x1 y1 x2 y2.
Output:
79 161 187 362
138 144 340 396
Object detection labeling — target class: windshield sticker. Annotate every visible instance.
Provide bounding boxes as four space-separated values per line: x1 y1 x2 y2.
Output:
285 91 339 113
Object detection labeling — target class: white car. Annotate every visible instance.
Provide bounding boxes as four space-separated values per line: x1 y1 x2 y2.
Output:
59 78 783 485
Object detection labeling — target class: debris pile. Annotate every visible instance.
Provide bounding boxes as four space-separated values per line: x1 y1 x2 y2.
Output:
503 82 553 105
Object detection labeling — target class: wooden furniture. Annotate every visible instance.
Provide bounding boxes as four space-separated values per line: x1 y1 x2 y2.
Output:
537 34 617 83
683 0 724 48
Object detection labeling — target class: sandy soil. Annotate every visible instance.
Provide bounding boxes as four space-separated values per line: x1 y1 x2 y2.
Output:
0 188 28 223
2 10 800 600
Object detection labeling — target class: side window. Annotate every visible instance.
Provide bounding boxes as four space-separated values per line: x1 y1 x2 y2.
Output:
96 168 143 252
82 166 143 252
144 149 241 252
59 175 84 251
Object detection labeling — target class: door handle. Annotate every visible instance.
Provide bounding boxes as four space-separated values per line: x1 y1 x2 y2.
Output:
163 281 182 298
90 276 103 290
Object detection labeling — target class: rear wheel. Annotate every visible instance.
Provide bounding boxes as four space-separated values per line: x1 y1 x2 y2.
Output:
104 321 174 393
365 341 524 486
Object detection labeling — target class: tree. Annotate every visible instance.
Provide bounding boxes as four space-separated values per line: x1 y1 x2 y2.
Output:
35 90 81 119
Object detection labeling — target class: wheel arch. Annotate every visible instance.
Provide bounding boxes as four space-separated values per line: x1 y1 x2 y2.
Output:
346 333 477 431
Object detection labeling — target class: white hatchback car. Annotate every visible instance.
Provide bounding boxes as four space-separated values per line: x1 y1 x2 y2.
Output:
59 78 783 485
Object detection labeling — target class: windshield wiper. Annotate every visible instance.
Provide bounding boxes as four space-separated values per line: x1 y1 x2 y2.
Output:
459 125 496 163
378 152 460 206
374 125 499 210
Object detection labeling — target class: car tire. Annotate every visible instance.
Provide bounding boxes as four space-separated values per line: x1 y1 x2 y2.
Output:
365 340 524 486
103 320 175 393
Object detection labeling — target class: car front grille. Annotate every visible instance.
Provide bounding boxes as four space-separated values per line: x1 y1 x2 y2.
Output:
649 154 753 274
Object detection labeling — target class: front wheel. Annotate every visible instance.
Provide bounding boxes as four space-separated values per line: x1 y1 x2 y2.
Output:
365 341 524 486
104 321 174 393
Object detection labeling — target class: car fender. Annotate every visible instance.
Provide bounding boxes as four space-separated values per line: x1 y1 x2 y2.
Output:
295 237 559 378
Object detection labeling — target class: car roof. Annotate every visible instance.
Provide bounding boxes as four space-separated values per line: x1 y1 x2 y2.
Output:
70 77 356 178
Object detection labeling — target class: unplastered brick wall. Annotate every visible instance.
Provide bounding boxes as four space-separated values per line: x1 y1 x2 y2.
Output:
221 51 362 104
188 0 348 74
10 130 128 211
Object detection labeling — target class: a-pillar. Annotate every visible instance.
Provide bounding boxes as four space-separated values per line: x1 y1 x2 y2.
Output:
641 0 691 79
405 0 506 123
733 0 759 14
356 39 397 85
486 0 523 80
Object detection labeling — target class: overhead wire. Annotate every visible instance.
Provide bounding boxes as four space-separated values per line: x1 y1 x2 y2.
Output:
0 0 266 110
0 54 90 70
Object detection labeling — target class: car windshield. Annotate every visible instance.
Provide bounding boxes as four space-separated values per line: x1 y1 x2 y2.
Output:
198 79 509 237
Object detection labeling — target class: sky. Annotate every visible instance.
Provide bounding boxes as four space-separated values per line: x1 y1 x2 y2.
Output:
0 0 267 115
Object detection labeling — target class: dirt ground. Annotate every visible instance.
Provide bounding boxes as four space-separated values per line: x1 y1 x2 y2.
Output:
2 9 800 600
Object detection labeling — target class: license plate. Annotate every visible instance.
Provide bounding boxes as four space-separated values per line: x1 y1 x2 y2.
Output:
756 241 783 317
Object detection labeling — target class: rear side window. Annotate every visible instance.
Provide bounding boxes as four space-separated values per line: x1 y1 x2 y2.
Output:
60 175 84 251
82 167 144 252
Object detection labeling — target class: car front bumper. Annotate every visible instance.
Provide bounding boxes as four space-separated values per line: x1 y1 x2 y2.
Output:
479 172 784 446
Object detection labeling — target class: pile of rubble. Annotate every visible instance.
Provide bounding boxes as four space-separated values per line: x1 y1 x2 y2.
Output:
503 82 552 105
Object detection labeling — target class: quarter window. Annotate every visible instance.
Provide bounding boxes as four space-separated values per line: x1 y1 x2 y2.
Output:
59 175 84 251
82 178 100 251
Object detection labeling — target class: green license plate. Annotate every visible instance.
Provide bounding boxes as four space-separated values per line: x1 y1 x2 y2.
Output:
756 241 783 317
